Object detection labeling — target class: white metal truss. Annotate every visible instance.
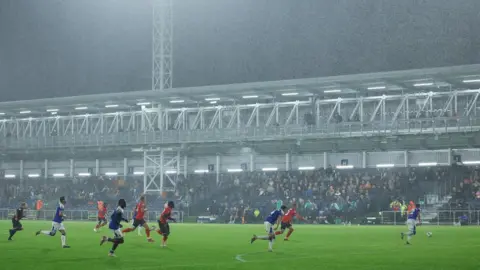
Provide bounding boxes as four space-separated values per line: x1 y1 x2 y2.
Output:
315 89 480 126
143 149 182 193
152 0 173 91
2 90 480 139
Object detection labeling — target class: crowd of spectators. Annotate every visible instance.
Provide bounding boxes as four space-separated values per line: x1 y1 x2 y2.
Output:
1 165 480 223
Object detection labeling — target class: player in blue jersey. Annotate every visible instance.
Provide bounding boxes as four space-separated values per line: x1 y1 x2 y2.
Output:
401 203 421 245
35 196 70 248
100 199 129 257
250 205 287 252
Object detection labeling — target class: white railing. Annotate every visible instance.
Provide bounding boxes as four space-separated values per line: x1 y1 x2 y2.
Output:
379 210 478 225
0 208 184 223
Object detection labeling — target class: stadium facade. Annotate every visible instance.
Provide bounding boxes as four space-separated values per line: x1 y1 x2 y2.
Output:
1 64 480 192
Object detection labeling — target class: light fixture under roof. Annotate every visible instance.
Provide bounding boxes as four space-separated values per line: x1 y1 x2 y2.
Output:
0 113 5 116
170 100 185 103
46 109 59 112
5 174 15 178
19 110 31 114
242 95 258 99
367 86 386 90
75 106 88 110
298 166 315 170
53 173 65 177
324 89 341 93
463 79 480 83
51 112 58 115
336 165 354 169
210 101 217 104
418 162 437 167
462 161 480 165
376 164 395 168
105 104 119 108
205 97 220 101
281 92 298 96
137 102 151 106
413 82 434 87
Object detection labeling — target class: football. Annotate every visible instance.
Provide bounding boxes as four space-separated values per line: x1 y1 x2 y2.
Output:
426 232 433 237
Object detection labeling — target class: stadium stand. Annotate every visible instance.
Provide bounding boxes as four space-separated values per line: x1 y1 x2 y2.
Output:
2 165 480 224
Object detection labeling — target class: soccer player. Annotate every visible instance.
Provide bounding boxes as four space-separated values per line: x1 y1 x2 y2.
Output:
94 202 108 232
401 203 421 245
35 196 70 248
100 199 129 257
250 205 287 252
275 203 305 241
132 206 144 236
8 202 27 241
156 201 176 247
122 195 153 242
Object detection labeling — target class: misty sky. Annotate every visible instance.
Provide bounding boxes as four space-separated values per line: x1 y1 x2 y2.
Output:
0 0 479 102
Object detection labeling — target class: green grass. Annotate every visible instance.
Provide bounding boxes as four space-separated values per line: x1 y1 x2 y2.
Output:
1 221 478 270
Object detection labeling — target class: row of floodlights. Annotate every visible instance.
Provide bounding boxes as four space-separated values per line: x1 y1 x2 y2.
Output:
2 79 479 116
0 105 127 116
170 95 303 105
366 79 480 90
160 78 480 104
191 160 480 173
4 171 128 179
5 160 480 178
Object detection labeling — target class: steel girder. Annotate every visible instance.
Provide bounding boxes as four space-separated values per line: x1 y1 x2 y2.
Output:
1 90 480 150
0 101 311 138
143 149 182 193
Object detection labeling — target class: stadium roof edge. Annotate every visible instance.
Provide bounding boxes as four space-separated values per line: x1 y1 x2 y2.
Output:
1 64 479 110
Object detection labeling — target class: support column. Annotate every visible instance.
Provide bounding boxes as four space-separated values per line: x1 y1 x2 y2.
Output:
19 160 24 180
249 153 255 172
404 150 409 167
95 159 100 176
216 154 220 185
123 157 128 178
19 160 24 189
176 150 181 176
285 153 290 171
447 148 452 165
143 151 147 192
141 109 146 131
362 151 367 168
70 159 74 177
183 155 188 176
44 159 48 179
160 150 164 192
323 152 328 169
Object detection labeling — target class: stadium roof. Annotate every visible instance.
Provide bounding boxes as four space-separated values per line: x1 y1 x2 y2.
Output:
1 64 480 117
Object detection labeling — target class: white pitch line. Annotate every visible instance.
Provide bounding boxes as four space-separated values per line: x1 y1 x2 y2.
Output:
234 251 268 263
235 254 247 262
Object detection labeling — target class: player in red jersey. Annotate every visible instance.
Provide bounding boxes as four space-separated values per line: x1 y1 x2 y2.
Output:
274 203 305 241
156 201 176 247
121 195 154 242
94 202 108 232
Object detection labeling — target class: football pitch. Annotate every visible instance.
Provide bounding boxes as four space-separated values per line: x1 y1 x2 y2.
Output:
1 221 478 270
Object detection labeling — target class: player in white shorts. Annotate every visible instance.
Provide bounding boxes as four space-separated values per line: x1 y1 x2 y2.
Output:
36 196 70 248
401 203 421 245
